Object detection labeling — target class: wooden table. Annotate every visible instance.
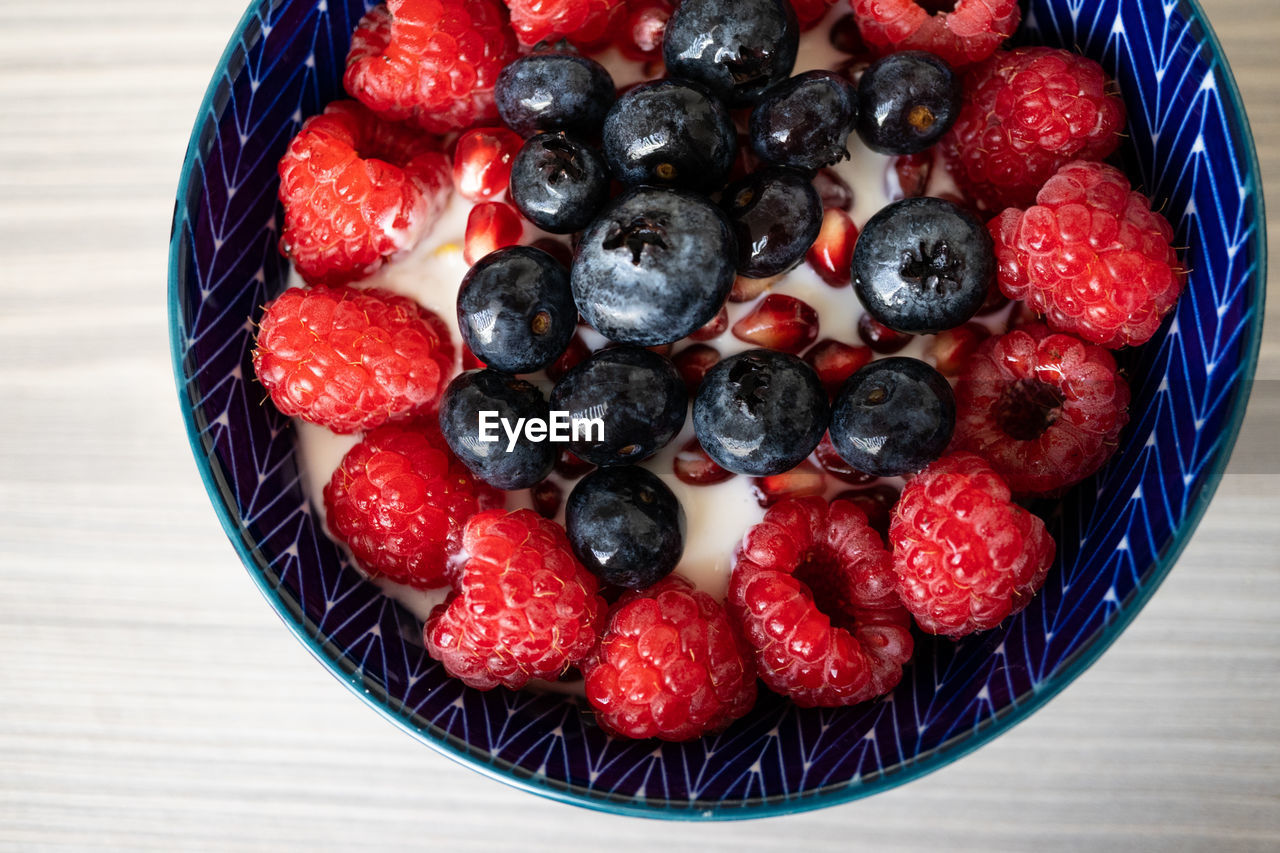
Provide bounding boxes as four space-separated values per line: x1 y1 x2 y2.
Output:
1 0 1277 848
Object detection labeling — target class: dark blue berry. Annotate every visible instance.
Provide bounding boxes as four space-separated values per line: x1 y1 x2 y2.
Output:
749 71 858 171
495 51 616 137
663 0 799 107
722 167 823 278
572 186 736 346
852 196 994 334
438 370 556 490
601 79 736 192
829 357 955 477
693 349 829 476
855 51 961 155
566 466 685 590
549 346 687 467
457 246 576 374
509 132 609 234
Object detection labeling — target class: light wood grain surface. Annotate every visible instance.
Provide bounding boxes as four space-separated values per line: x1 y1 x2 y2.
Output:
1 0 1278 849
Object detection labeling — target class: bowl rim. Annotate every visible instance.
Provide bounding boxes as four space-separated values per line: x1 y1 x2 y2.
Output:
167 0 1268 820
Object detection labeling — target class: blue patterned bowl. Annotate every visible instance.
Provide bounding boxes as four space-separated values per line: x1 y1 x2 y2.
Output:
169 0 1265 818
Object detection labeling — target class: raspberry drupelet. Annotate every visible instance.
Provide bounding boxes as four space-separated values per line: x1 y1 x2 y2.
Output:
504 0 625 48
890 452 1056 637
849 0 1022 69
729 497 914 708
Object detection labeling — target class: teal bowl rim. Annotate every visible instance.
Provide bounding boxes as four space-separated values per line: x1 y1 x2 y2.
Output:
167 0 1267 820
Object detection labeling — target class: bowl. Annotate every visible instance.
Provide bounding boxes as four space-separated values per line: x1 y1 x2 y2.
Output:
168 0 1266 819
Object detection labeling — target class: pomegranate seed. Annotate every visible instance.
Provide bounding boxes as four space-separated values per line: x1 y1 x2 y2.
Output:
829 14 873 59
673 437 735 486
689 306 729 341
554 449 596 479
530 237 573 268
646 342 674 357
887 151 933 200
834 484 900 543
815 432 877 485
728 133 762 183
928 322 990 376
751 460 825 507
806 208 859 287
673 344 720 394
531 480 563 519
461 341 486 371
464 201 524 265
545 333 590 382
453 127 523 203
619 0 674 61
729 273 780 303
732 294 819 354
812 168 854 211
858 313 913 354
803 338 872 396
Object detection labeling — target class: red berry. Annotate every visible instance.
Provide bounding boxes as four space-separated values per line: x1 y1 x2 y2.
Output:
977 281 1011 316
544 333 590 382
554 449 596 479
617 0 674 62
531 480 563 519
750 460 825 507
583 575 757 741
461 341 487 370
345 0 518 134
504 0 625 47
803 338 873 396
850 0 1022 68
530 237 574 269
252 286 454 434
673 437 735 486
464 201 524 265
990 161 1185 349
814 432 876 485
806 208 859 287
323 423 501 588
453 126 524 203
833 484 898 543
952 323 1130 496
792 0 838 30
927 321 990 376
673 344 721 394
728 273 779 303
729 496 914 707
732 294 820 354
812 167 855 212
276 101 452 286
940 47 1127 211
890 453 1055 637
888 151 932 201
688 305 729 342
425 509 608 690
858 313 913 354
829 13 873 61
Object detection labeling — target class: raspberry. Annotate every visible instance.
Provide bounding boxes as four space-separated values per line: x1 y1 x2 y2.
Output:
729 497 914 707
890 452 1055 637
504 0 624 48
952 324 1130 497
939 47 1127 211
850 0 1021 69
344 0 518 134
323 423 501 588
252 286 454 434
425 509 608 690
583 576 757 740
990 160 1186 349
277 101 451 286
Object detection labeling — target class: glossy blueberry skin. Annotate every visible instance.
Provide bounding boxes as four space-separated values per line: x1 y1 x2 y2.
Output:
852 196 994 334
457 247 576 374
438 370 557 490
601 79 737 192
509 133 610 234
495 51 616 138
830 358 955 477
749 71 858 171
572 186 737 346
566 466 685 590
550 346 687 467
693 349 829 476
663 0 799 107
722 167 823 278
855 51 961 155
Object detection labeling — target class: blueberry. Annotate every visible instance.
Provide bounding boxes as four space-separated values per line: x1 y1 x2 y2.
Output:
572 186 736 346
852 196 994 334
829 358 955 477
565 466 685 590
438 369 556 490
855 51 961 155
722 167 823 278
749 71 858 171
457 246 576 374
509 133 610 234
693 349 829 476
601 79 736 192
495 51 616 137
663 0 799 107
550 346 687 466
